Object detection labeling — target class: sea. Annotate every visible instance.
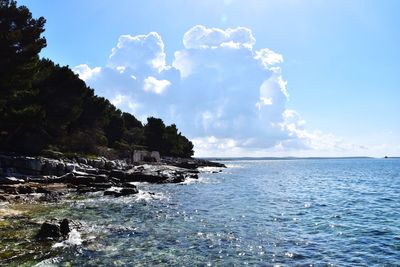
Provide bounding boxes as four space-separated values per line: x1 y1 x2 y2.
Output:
1 158 400 266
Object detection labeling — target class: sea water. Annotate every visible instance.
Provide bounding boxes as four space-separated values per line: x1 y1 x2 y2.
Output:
2 158 400 266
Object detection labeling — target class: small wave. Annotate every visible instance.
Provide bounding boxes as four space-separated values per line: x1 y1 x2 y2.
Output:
180 176 212 185
225 164 244 168
198 166 224 173
52 229 82 248
34 257 63 267
134 190 166 202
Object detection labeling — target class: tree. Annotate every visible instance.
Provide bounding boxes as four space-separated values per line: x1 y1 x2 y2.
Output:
0 0 47 153
122 112 142 129
0 0 195 158
144 117 166 152
0 0 46 94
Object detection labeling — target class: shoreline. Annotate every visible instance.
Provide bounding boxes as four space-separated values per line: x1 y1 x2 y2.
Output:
0 154 225 203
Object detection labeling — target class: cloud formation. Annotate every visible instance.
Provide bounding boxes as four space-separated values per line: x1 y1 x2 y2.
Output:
73 25 350 156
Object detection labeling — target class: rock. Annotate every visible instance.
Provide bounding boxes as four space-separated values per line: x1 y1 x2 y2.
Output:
110 170 126 180
37 218 72 239
122 165 190 183
120 187 139 196
0 185 17 194
122 182 137 188
41 150 63 159
98 169 111 176
77 157 88 165
0 176 25 184
60 218 70 236
36 186 51 194
70 176 96 186
12 157 43 174
65 163 78 172
104 190 117 196
16 185 34 194
104 185 138 197
104 160 117 170
41 158 66 176
38 192 61 202
93 174 108 183
27 177 50 183
59 172 75 183
37 222 61 239
161 157 226 169
87 158 105 169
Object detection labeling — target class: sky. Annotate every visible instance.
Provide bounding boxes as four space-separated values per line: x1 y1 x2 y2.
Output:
20 0 400 157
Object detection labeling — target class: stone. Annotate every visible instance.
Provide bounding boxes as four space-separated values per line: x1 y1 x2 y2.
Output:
77 157 88 165
104 185 138 197
110 170 126 180
120 187 139 196
16 185 34 194
59 172 75 183
65 163 78 172
60 218 70 236
69 176 96 186
13 157 43 173
0 176 25 184
37 222 61 239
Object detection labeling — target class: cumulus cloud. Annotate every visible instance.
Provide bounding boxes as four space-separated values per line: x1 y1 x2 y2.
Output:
183 25 255 50
109 32 167 73
143 76 171 94
73 25 349 156
73 64 101 81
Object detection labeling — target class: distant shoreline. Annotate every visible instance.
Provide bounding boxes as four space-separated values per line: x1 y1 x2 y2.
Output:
202 156 400 161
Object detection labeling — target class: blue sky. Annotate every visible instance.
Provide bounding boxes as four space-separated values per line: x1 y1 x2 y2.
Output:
21 0 400 157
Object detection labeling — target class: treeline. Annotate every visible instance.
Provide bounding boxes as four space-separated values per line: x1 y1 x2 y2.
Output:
0 0 193 158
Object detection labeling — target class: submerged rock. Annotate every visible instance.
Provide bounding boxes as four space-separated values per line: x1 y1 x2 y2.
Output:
60 219 70 237
37 222 61 239
104 185 139 197
37 218 71 239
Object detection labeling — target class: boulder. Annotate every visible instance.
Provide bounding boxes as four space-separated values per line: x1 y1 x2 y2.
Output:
0 176 25 184
13 157 43 174
104 186 138 197
110 170 126 180
60 218 70 236
37 218 71 239
59 172 75 183
41 159 66 176
69 176 96 186
37 222 61 239
16 185 34 194
77 157 88 165
120 187 139 196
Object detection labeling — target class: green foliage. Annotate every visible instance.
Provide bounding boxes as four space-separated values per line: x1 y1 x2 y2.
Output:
144 119 194 158
0 0 47 153
0 0 194 158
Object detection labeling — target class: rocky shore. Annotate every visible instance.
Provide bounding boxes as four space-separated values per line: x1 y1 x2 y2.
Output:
0 154 225 202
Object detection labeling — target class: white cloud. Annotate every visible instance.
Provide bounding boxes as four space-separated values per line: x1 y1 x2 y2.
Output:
183 25 256 50
110 94 141 113
254 48 283 68
75 25 357 157
108 32 167 73
73 64 101 81
143 76 171 94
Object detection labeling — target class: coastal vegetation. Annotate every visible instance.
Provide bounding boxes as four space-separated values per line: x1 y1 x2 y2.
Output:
0 0 194 158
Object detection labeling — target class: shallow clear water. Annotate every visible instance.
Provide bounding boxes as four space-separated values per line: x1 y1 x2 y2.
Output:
2 158 400 266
